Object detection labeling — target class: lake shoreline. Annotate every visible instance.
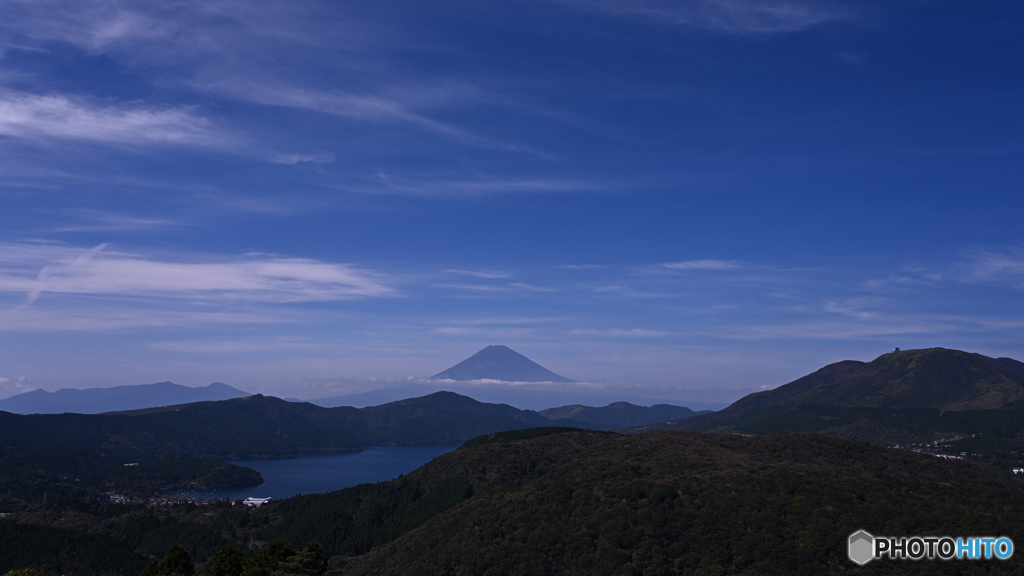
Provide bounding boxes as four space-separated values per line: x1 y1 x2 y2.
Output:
176 443 462 501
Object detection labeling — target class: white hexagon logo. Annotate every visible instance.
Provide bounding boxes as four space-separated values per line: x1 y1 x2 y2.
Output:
848 530 875 565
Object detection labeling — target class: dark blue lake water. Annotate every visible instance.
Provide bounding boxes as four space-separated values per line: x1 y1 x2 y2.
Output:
180 443 461 501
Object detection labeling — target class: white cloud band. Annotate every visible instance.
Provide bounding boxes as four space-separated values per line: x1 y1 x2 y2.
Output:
664 259 743 271
0 89 227 148
0 243 396 305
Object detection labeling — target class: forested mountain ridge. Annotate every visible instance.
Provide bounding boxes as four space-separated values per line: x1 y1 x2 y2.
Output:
0 392 547 459
648 348 1024 448
0 389 706 547
539 401 705 429
331 428 1024 574
9 427 1021 575
0 391 702 460
724 347 1024 411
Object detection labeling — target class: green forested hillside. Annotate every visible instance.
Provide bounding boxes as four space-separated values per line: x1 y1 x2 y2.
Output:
0 521 150 575
5 427 1024 575
335 429 1024 575
660 348 1024 451
0 445 261 502
539 401 701 429
0 392 564 460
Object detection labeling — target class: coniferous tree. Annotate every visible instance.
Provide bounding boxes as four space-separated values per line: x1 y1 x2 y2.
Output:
293 542 327 576
142 544 195 576
204 546 248 576
245 540 294 576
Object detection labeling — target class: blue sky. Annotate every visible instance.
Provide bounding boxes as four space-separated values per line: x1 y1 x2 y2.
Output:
0 0 1022 408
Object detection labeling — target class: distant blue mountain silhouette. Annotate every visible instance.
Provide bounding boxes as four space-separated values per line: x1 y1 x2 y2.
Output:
431 345 572 382
0 381 251 414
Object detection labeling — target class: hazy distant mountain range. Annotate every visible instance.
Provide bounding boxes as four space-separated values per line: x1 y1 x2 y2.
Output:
0 345 578 416
7 346 1023 451
0 381 250 415
430 344 572 382
0 391 700 460
308 384 725 412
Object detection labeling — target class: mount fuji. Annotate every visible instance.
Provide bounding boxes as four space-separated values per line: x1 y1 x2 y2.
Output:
430 345 573 383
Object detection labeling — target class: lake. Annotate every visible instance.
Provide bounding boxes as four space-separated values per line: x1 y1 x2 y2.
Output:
181 443 462 501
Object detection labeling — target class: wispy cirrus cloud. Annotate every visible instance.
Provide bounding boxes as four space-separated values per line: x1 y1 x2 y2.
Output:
594 284 673 298
3 0 357 62
0 243 396 308
0 306 288 332
509 282 558 293
862 272 942 290
430 326 484 336
149 338 314 354
861 247 1024 292
1 1 531 154
727 316 977 341
433 284 513 293
443 269 513 279
956 248 1024 286
367 172 594 197
271 151 336 165
433 280 557 294
434 316 566 327
550 0 855 34
663 259 744 271
45 210 181 233
216 82 527 152
570 328 671 337
823 297 887 320
0 0 173 53
0 89 230 148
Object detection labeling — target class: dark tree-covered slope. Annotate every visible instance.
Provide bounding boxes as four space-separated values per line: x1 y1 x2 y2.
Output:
0 392 565 460
0 445 261 501
540 401 703 429
6 428 1024 575
356 390 555 443
0 521 151 575
314 428 1024 575
654 348 1024 445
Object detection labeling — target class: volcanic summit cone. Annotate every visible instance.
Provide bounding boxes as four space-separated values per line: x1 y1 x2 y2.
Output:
431 345 573 382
